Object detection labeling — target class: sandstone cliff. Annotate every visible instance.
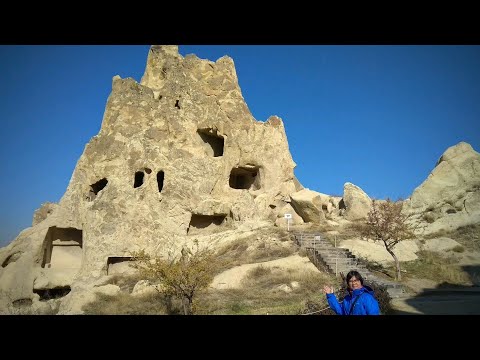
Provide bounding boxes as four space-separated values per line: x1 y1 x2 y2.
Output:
0 45 298 307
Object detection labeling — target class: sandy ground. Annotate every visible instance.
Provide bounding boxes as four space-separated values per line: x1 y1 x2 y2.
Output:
211 254 319 289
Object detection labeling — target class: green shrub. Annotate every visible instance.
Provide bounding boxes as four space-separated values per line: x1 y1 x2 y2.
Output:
402 250 471 285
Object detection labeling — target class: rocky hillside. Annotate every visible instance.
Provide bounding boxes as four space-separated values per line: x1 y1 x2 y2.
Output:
1 46 479 315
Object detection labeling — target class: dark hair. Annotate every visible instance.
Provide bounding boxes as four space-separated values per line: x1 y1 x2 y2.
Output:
345 270 364 286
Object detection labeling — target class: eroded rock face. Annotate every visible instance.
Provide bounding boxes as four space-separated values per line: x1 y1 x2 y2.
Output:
404 142 480 235
342 182 372 221
289 189 345 223
32 202 58 226
0 45 298 308
290 189 325 223
275 203 304 228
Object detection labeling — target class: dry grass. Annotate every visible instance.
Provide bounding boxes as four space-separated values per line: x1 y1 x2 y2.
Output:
194 267 339 315
79 223 480 315
215 229 298 273
81 253 396 315
246 265 272 280
450 224 480 251
422 224 480 251
328 221 364 242
402 250 472 285
82 291 182 315
451 245 465 253
82 227 304 315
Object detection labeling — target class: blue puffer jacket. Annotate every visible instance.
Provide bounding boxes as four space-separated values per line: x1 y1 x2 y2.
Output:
326 286 380 315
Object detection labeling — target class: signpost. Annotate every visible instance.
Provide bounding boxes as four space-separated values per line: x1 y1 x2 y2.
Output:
284 213 292 231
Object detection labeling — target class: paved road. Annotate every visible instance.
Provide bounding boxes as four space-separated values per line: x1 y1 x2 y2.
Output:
391 287 480 315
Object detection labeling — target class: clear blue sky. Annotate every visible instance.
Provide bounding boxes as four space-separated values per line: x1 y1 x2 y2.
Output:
1 45 479 247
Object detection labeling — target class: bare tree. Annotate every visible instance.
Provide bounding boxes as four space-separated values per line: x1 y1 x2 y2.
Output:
359 199 415 281
130 240 219 315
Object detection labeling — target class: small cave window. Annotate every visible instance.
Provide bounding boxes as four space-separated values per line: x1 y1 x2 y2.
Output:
197 129 224 157
88 178 108 201
134 171 145 188
175 100 180 109
338 199 346 210
229 166 260 190
157 171 165 193
145 168 152 174
33 287 71 301
107 257 135 275
187 214 227 235
1 252 21 268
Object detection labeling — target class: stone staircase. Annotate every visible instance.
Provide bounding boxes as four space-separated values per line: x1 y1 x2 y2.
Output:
293 231 405 298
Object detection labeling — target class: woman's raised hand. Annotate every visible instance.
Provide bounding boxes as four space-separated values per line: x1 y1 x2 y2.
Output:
323 285 334 294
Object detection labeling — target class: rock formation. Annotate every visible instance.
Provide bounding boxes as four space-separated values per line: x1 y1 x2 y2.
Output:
403 141 480 234
0 45 299 309
341 182 372 221
1 45 478 314
287 183 371 224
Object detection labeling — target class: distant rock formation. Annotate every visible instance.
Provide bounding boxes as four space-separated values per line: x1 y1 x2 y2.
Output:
290 189 326 223
403 142 480 234
341 182 372 221
288 182 371 224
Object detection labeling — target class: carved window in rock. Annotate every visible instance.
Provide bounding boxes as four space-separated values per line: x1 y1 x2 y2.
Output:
33 287 71 301
132 168 152 189
1 252 21 268
106 257 136 275
41 227 83 270
197 129 224 157
157 171 164 193
134 171 145 188
229 166 261 190
187 214 227 235
88 178 108 201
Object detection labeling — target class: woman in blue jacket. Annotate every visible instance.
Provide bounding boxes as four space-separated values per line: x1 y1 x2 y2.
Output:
323 270 380 315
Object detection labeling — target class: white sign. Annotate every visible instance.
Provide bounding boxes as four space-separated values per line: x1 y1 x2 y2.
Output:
284 213 292 219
